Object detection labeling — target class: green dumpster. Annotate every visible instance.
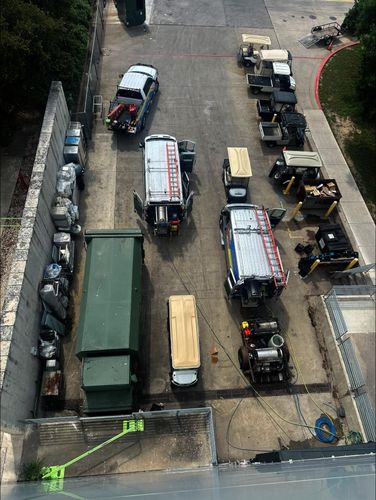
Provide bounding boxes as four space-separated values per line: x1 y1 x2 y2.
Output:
115 0 146 27
75 229 144 413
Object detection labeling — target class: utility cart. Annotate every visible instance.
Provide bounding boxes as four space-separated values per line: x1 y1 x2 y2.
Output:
238 319 290 384
259 112 307 148
269 150 323 185
255 49 293 76
222 147 252 203
299 22 342 49
237 34 272 67
257 90 297 121
247 63 295 94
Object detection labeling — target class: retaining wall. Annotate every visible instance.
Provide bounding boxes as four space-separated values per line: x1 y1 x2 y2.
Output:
0 82 70 431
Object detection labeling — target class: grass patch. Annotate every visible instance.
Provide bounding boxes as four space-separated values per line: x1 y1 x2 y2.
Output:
319 44 376 220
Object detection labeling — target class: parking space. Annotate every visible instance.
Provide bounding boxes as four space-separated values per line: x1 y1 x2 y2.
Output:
60 0 363 464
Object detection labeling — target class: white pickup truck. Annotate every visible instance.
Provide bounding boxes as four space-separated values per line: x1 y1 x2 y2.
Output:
106 64 159 133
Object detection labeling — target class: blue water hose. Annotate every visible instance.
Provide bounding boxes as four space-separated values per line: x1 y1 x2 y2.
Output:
315 415 337 443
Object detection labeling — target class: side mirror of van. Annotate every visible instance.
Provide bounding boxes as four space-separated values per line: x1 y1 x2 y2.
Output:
139 141 145 149
119 73 124 78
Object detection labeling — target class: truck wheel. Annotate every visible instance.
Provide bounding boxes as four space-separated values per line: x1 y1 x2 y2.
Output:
238 347 250 370
251 88 260 95
266 141 275 148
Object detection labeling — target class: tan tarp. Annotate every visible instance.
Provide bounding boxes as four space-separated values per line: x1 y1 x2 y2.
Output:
169 295 200 369
227 147 252 177
241 34 271 46
259 49 289 62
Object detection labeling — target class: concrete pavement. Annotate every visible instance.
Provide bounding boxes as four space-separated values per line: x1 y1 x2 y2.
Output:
58 0 367 467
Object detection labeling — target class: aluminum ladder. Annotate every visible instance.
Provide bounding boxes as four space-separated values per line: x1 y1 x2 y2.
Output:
166 143 181 200
255 208 287 288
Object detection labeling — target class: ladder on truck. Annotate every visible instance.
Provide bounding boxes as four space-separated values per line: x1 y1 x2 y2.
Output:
166 143 181 200
255 208 287 288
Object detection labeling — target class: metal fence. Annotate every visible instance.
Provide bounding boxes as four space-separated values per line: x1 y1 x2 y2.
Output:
22 408 217 476
324 285 376 442
72 0 106 140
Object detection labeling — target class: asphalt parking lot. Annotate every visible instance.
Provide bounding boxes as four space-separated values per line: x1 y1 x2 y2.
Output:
60 0 362 463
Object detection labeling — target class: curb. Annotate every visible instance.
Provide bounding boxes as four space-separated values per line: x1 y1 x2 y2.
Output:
314 40 360 109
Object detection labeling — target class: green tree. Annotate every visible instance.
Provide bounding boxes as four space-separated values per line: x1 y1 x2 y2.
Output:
342 0 376 119
0 0 91 120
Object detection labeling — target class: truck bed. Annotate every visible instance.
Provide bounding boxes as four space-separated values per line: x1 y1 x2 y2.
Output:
259 122 282 141
247 74 272 87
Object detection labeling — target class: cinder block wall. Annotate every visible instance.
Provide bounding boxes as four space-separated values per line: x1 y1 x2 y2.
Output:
0 82 70 430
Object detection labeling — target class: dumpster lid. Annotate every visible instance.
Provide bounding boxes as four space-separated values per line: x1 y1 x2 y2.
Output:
227 147 253 177
241 34 271 46
169 295 200 369
283 150 323 168
82 355 131 390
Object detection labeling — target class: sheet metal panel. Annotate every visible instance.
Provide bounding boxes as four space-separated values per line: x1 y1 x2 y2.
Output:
144 135 183 204
229 206 284 281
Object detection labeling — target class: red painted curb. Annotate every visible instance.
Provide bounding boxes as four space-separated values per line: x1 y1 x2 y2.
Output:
314 41 360 109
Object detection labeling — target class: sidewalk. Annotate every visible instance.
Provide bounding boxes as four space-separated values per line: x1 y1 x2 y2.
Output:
304 108 376 270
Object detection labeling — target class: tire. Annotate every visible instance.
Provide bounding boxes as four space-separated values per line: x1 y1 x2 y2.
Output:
238 347 250 370
251 87 260 95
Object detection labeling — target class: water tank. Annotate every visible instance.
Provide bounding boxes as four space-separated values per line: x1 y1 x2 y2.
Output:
268 334 284 348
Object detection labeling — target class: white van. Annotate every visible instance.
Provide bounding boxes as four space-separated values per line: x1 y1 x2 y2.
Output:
168 295 200 387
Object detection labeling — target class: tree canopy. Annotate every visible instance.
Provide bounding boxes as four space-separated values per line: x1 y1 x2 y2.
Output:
0 0 91 119
342 0 376 119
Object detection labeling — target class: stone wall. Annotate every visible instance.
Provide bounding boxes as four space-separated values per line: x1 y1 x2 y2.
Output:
0 82 70 432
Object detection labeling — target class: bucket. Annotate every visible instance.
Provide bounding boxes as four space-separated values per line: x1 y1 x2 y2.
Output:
268 334 284 348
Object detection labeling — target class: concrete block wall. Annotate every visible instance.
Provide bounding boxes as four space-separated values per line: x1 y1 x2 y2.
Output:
0 82 70 431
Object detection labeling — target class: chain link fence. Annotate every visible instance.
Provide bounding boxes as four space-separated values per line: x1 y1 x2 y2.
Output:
72 0 106 141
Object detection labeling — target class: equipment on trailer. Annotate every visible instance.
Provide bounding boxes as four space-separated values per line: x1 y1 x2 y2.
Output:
298 224 359 277
247 63 296 95
269 150 323 185
133 135 196 236
299 22 342 49
219 204 287 307
257 90 297 121
238 318 290 383
259 112 307 148
222 147 252 203
237 34 272 67
106 64 159 133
